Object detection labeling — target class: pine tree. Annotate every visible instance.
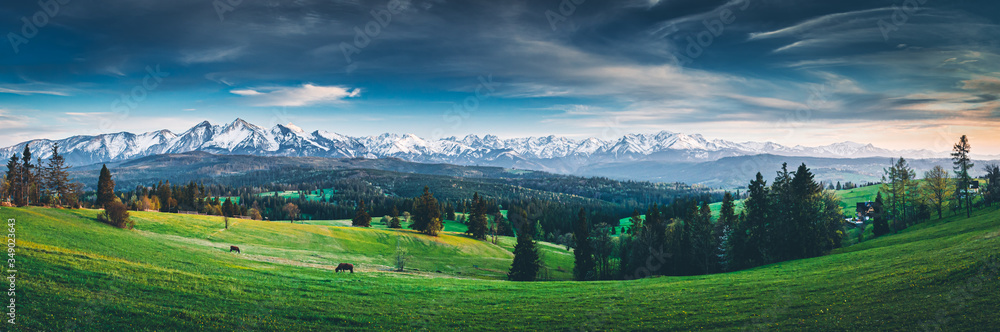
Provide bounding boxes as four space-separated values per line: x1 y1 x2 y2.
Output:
96 164 116 207
445 203 456 221
222 198 234 217
984 164 1000 208
951 135 974 218
45 144 70 206
20 146 34 206
352 200 372 227
158 180 173 212
508 209 540 281
5 154 23 206
691 201 715 274
466 193 488 240
733 172 767 269
410 186 442 236
572 208 595 281
716 191 737 271
389 206 401 228
872 192 890 237
628 209 642 235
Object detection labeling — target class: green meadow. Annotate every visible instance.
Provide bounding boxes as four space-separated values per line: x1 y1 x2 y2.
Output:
8 205 1000 331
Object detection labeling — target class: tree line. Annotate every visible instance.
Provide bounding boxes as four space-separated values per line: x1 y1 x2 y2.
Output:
870 135 1000 238
564 162 846 281
3 144 85 208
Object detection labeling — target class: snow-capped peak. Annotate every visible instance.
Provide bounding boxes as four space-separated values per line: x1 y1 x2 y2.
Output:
284 123 305 133
0 119 950 168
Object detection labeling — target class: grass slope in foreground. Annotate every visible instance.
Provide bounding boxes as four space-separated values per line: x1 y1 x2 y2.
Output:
9 206 1000 331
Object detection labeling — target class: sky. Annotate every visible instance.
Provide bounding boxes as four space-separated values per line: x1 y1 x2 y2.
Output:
1 0 999 154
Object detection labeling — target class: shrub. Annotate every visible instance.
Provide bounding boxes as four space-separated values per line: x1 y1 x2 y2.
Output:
394 239 409 272
98 201 133 229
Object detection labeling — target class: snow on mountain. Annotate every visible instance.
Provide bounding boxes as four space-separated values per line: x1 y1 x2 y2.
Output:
0 119 951 171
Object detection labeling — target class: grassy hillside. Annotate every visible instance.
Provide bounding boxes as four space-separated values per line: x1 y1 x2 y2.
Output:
10 206 1000 331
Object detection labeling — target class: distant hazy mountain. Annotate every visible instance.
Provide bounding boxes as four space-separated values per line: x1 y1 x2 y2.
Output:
0 118 950 174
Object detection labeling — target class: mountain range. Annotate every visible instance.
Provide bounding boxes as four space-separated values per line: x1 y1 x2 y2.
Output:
0 118 950 176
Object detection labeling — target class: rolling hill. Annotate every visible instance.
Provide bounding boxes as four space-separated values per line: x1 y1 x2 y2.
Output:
11 205 1000 330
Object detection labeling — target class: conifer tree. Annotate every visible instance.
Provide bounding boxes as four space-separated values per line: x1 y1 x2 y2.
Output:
5 154 23 206
20 146 34 206
716 191 737 271
410 186 442 236
389 206 401 228
45 144 70 206
96 164 116 207
952 135 974 218
158 180 173 212
733 172 767 269
572 208 595 281
508 209 540 281
872 192 890 237
691 201 715 274
466 193 489 240
984 164 1000 208
352 200 372 227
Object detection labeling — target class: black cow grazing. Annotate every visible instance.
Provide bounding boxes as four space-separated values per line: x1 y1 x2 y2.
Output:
335 263 354 273
230 245 241 253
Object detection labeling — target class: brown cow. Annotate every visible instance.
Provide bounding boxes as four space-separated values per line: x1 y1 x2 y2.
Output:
230 245 240 253
335 263 354 273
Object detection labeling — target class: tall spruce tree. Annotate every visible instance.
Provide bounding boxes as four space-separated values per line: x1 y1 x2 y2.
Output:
352 200 372 227
572 208 595 281
872 192 890 237
389 206 402 228
508 209 540 281
951 135 974 218
691 201 715 274
45 144 70 206
5 154 23 206
733 172 768 269
410 186 442 236
20 146 33 206
984 164 1000 208
158 180 173 212
466 193 488 240
96 164 116 207
714 192 737 271
789 163 824 258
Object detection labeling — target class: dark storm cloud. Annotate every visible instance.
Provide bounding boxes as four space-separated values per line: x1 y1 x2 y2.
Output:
1 0 1000 144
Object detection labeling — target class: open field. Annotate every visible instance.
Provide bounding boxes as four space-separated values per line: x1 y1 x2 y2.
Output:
8 205 1000 330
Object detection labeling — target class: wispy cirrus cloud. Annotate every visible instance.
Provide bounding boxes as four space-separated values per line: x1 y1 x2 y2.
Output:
230 84 361 107
180 46 246 64
0 86 71 96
